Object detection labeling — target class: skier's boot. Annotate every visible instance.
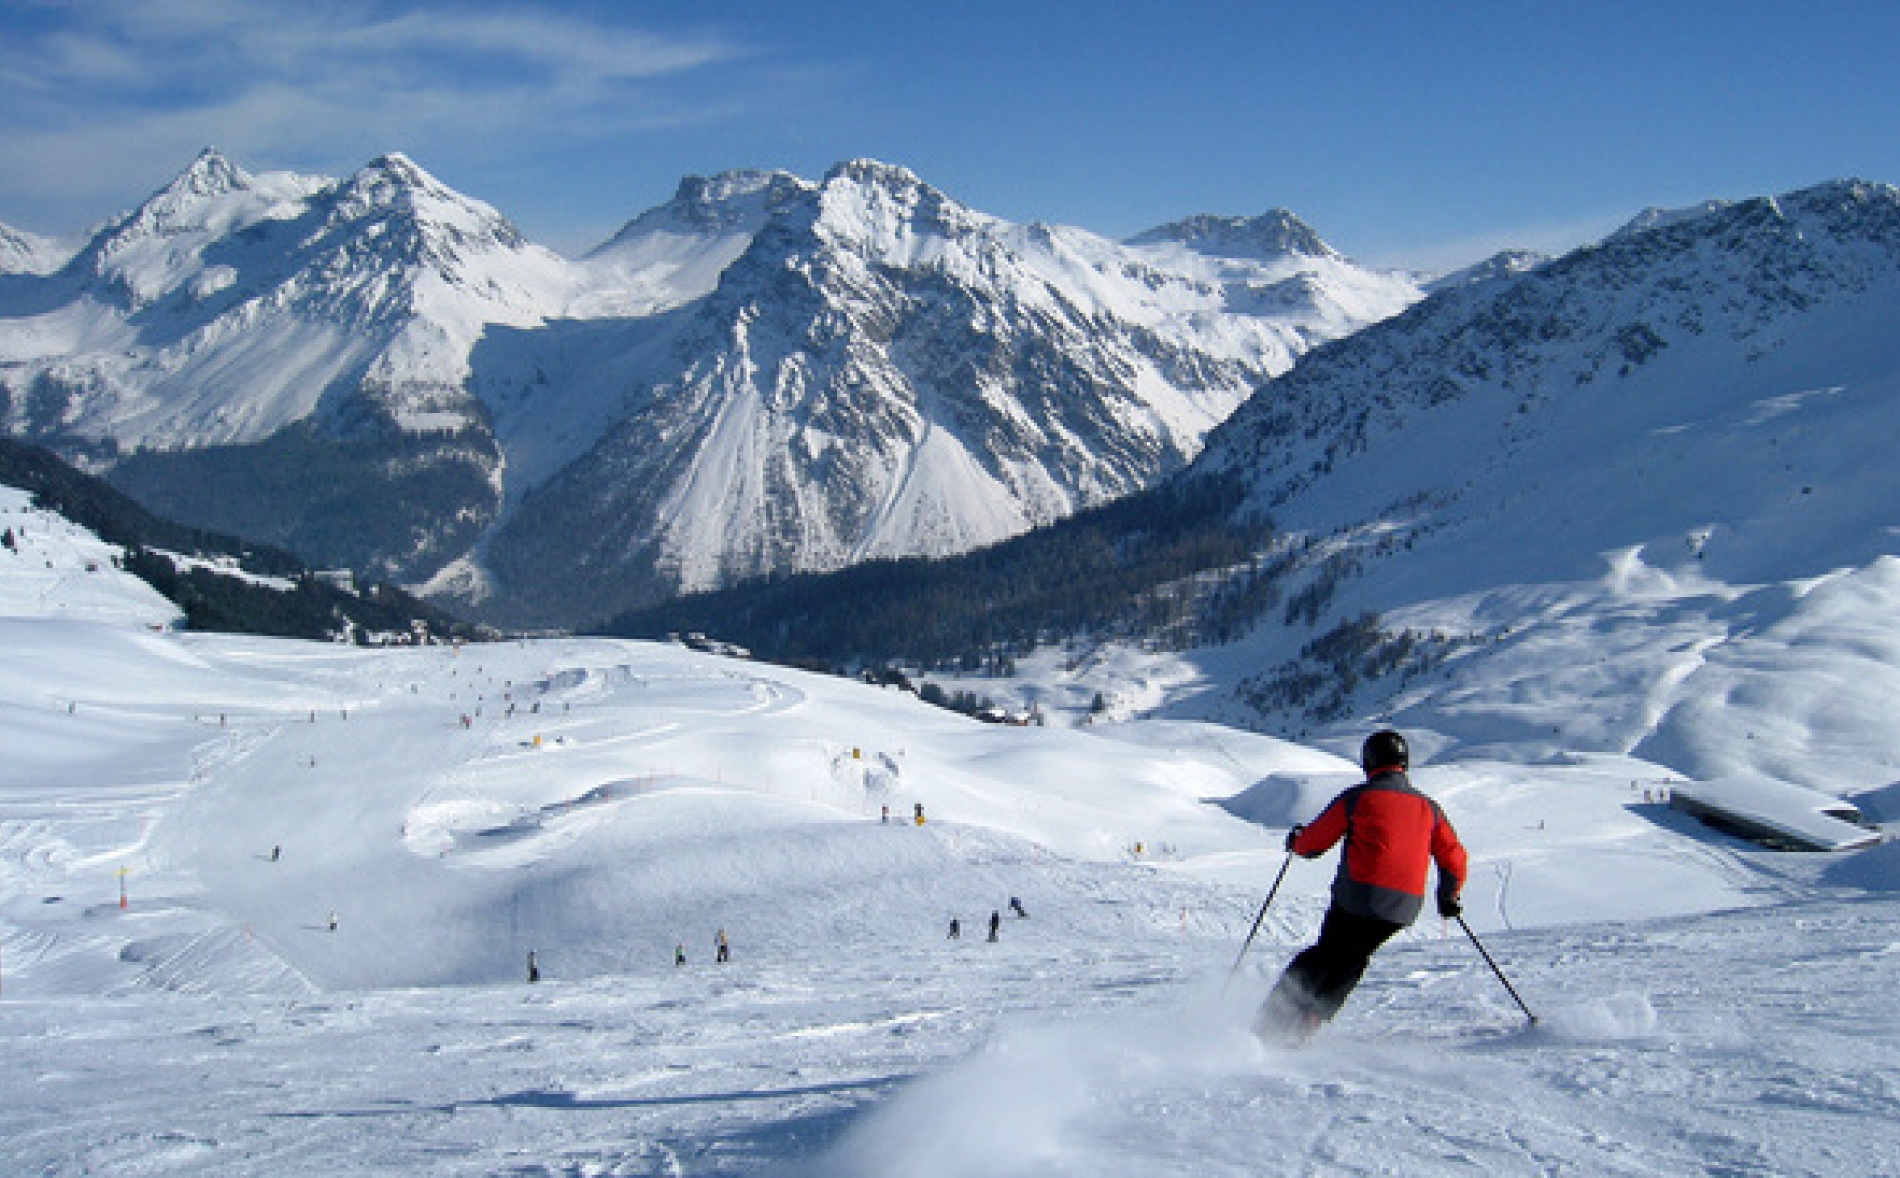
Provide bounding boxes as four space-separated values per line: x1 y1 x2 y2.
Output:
1253 980 1323 1049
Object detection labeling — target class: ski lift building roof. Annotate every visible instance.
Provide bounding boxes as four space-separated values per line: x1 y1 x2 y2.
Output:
1670 776 1883 852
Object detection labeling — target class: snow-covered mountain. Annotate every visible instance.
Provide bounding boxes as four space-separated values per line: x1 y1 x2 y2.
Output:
0 149 588 580
1 149 1422 624
472 161 1421 623
1201 179 1900 561
1141 179 1900 792
2 149 575 447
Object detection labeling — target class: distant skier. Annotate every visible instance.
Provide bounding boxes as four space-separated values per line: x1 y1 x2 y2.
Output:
715 928 730 963
881 804 890 824
675 943 686 968
1009 896 1028 919
527 950 540 983
327 911 338 932
988 910 1001 942
948 917 961 940
914 802 926 826
270 845 281 863
1256 730 1467 1046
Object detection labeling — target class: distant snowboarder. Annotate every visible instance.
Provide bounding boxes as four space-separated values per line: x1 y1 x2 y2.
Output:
527 950 540 983
1256 730 1467 1047
715 928 730 963
988 910 1001 942
948 917 961 940
1010 896 1028 919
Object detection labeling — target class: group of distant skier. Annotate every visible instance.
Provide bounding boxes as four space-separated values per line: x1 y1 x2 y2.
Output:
946 895 1029 943
671 928 731 970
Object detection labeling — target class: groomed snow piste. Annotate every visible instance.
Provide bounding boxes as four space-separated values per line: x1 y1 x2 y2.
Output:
1 487 1897 1175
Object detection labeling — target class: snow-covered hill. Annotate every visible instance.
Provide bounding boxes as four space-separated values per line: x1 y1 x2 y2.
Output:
0 151 1421 625
0 482 179 626
1 488 1896 1174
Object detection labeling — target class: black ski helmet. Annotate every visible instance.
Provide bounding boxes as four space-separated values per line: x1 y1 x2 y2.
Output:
1361 729 1409 772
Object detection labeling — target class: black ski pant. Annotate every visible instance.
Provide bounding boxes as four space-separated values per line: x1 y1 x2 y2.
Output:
1270 906 1405 1023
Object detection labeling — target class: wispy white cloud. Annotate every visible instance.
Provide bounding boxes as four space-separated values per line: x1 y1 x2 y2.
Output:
15 0 735 92
0 0 753 231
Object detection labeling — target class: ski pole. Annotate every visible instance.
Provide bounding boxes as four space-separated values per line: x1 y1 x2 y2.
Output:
1222 852 1294 995
1456 914 1538 1026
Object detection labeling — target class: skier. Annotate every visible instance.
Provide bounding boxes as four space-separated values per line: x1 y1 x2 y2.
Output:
1009 896 1028 919
270 845 281 863
527 950 540 983
914 802 926 826
881 804 890 824
675 943 686 968
987 910 1001 942
948 917 961 940
327 911 338 932
1255 729 1467 1046
715 928 730 964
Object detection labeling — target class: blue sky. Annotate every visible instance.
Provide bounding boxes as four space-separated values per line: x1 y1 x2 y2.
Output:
1 0 1896 270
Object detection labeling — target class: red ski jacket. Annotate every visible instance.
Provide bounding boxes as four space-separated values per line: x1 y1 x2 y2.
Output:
1290 768 1467 926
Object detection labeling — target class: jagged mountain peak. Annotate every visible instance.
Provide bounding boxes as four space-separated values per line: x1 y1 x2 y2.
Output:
171 147 251 199
1127 209 1336 261
1425 248 1550 293
822 157 930 193
334 152 481 218
666 169 808 225
316 151 535 261
1611 198 1735 243
1787 176 1900 210
807 157 989 246
576 169 811 315
589 168 808 255
68 148 305 306
109 147 256 241
1607 180 1900 250
343 152 462 207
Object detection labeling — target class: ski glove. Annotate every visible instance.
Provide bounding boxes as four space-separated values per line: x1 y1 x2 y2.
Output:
1284 824 1305 853
1438 895 1463 919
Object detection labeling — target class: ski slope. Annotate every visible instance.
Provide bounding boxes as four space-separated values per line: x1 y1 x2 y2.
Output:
2 491 1898 1175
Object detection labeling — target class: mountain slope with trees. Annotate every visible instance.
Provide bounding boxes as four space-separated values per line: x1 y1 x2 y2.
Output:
0 436 481 642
